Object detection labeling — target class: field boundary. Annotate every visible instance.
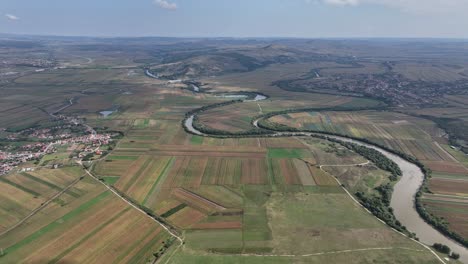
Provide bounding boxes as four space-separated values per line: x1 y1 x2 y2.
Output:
80 162 183 239
178 92 449 263
0 174 84 238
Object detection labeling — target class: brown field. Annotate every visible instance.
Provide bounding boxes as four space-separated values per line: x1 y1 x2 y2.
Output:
191 221 242 230
153 199 182 215
425 161 468 174
125 156 173 203
0 177 171 264
167 207 207 229
241 158 269 184
173 188 226 214
422 198 468 238
114 155 152 191
148 149 265 156
292 159 316 185
193 186 243 208
161 157 206 189
278 159 301 185
201 158 242 185
197 103 259 132
429 178 468 195
0 167 84 232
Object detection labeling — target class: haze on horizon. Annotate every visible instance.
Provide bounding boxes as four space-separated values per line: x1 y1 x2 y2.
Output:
1 0 468 39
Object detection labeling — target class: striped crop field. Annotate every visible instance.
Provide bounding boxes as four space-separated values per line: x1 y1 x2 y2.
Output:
268 110 455 162
0 166 84 233
0 177 171 264
268 110 468 244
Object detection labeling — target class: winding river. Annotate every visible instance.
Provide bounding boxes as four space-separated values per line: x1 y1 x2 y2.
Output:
146 71 468 262
184 96 468 263
329 135 468 263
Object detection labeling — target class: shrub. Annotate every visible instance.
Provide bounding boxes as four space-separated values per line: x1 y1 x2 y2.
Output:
450 252 460 260
433 243 450 254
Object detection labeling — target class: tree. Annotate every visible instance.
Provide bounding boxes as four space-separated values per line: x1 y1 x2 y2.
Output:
432 243 450 254
450 252 460 260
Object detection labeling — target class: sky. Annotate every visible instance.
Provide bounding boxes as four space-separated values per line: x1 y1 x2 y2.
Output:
1 0 468 38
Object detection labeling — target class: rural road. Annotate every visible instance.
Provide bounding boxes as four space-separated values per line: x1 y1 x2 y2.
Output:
319 160 370 168
78 161 185 264
182 93 467 263
0 176 83 237
78 161 183 244
146 70 467 263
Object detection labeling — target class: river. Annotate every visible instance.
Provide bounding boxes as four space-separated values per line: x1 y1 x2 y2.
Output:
327 135 468 263
183 99 468 262
184 115 203 136
146 67 468 262
145 69 158 79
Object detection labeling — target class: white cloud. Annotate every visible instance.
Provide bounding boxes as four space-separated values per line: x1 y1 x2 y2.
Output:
154 0 178 10
323 0 360 6
5 14 19 21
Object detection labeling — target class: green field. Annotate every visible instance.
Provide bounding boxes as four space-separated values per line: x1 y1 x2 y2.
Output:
3 37 466 263
267 148 309 159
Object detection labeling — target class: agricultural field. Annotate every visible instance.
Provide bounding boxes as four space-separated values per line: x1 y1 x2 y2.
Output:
267 110 468 242
166 186 438 263
0 166 84 232
3 37 468 263
422 194 468 239
0 166 172 263
94 110 439 262
0 66 444 263
196 91 381 133
267 110 452 161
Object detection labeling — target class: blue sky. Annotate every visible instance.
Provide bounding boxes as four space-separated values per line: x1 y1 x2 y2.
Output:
1 0 468 38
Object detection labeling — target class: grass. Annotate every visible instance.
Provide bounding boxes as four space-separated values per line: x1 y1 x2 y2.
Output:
184 229 243 251
170 249 441 264
40 153 69 164
190 135 204 145
171 186 437 262
265 190 426 254
267 158 276 187
267 148 308 159
101 176 120 185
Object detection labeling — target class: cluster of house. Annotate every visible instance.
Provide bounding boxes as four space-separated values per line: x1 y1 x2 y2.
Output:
0 150 45 175
0 132 113 176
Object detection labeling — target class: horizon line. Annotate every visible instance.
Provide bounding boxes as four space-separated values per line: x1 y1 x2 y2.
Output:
1 32 468 41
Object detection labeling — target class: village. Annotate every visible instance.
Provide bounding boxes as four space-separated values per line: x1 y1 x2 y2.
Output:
0 124 114 176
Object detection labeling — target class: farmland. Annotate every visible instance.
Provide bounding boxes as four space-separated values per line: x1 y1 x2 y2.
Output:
0 166 172 264
266 110 452 161
265 109 468 243
93 110 439 262
0 166 84 232
2 37 468 263
166 186 438 263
